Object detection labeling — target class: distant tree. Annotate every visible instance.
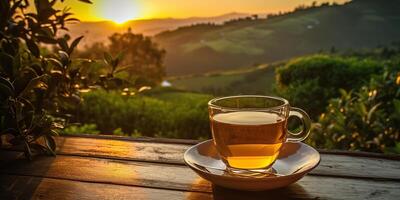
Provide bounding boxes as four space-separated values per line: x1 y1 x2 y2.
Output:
107 29 166 87
77 42 106 59
321 2 330 7
312 1 317 7
77 29 166 88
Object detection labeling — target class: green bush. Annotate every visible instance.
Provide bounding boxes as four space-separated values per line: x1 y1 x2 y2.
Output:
276 54 382 118
62 124 100 135
72 89 212 139
310 67 400 153
0 0 92 159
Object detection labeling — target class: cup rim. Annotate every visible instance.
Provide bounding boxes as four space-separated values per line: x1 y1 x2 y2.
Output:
208 95 289 111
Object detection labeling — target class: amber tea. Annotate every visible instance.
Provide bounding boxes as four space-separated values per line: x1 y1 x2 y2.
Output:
208 95 311 172
211 111 286 169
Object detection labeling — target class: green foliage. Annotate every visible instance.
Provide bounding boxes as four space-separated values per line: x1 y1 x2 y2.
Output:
0 0 92 159
62 124 100 135
310 67 400 153
385 142 400 154
71 89 212 139
76 29 166 88
276 54 382 118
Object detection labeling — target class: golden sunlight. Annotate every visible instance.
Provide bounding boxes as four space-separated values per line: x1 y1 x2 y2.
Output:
100 0 140 24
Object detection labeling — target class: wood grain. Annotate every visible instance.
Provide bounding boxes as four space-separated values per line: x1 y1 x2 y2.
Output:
0 175 212 200
0 154 400 199
0 155 210 192
55 136 188 164
55 137 400 181
62 134 199 145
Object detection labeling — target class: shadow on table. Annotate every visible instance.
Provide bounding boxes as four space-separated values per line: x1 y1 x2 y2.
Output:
0 151 55 199
211 183 311 200
186 178 312 200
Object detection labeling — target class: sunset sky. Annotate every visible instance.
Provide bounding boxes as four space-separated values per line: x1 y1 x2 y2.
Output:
56 0 349 23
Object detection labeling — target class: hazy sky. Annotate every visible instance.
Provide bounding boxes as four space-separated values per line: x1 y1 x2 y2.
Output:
56 0 349 23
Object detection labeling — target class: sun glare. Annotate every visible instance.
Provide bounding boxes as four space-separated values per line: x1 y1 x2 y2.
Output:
101 0 140 24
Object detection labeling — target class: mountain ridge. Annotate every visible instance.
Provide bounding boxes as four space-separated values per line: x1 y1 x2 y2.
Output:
154 0 400 75
66 12 254 47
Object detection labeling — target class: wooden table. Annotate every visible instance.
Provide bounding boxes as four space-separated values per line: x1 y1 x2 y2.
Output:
1 135 400 200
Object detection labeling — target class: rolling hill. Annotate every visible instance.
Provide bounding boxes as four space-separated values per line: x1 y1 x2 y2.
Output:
155 0 400 75
65 13 251 48
168 62 280 96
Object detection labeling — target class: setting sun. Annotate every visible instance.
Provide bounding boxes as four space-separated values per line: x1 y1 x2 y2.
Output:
100 0 140 24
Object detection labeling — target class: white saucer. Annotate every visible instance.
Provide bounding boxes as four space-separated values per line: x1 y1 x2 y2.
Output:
184 140 320 191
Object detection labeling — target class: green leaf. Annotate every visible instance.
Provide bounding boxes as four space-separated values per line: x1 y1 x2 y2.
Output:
58 51 70 66
339 88 348 97
367 103 381 123
18 74 48 97
0 77 15 97
19 97 35 129
0 1 10 28
57 38 69 51
13 53 22 72
37 35 58 44
1 39 18 55
114 52 124 68
24 141 33 160
10 0 22 13
41 27 54 36
36 27 57 44
0 52 14 77
0 84 13 99
50 129 59 136
29 143 48 154
29 63 44 75
115 64 134 73
77 0 93 3
26 39 40 58
65 18 80 22
356 102 368 116
47 58 63 69
35 0 57 20
67 36 84 55
393 99 400 113
44 135 56 156
104 52 113 66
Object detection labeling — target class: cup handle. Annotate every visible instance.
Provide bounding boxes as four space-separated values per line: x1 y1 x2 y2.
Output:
286 107 311 142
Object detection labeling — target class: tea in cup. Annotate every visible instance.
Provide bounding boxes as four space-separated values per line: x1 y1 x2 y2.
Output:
208 95 311 173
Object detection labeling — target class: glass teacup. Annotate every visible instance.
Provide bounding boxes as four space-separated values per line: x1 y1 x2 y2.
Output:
208 95 311 175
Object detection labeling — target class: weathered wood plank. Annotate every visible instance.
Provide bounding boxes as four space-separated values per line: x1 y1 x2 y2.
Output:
209 177 400 200
61 134 400 160
61 134 199 145
0 155 399 200
0 155 210 192
54 137 400 180
0 175 212 200
0 151 24 163
55 136 188 164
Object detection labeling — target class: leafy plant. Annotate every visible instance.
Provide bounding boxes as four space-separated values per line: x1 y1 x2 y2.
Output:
96 52 133 90
70 89 212 139
310 66 400 153
275 54 382 118
0 0 92 159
